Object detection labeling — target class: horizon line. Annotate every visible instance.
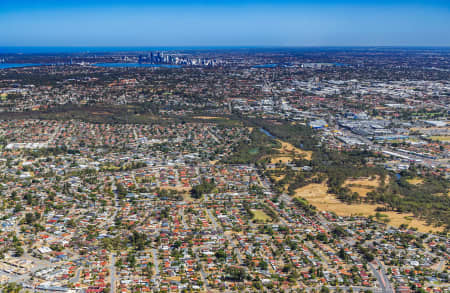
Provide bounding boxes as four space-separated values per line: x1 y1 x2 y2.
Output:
2 45 450 48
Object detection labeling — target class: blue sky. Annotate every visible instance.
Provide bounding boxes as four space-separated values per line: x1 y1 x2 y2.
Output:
0 0 449 47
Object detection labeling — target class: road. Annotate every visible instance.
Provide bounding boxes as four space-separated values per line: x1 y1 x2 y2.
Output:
369 262 387 293
110 176 120 221
369 259 394 293
110 254 116 293
234 247 244 265
194 248 208 290
151 248 159 277
326 286 383 293
199 264 208 290
69 266 82 284
179 207 188 229
108 176 119 293
207 129 221 144
206 209 220 231
375 259 394 293
437 259 445 272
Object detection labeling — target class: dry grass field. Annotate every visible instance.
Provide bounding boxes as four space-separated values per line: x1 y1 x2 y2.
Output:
156 187 196 202
160 186 191 192
429 136 450 142
346 186 373 197
271 174 285 181
294 183 443 233
343 176 383 197
384 212 443 233
406 177 424 185
270 156 294 164
344 176 381 187
192 116 223 120
269 139 312 164
251 209 272 222
279 140 312 160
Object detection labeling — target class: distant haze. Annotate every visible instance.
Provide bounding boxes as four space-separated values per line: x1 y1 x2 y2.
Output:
0 0 449 47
